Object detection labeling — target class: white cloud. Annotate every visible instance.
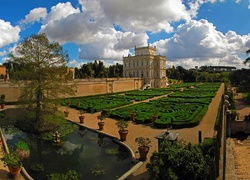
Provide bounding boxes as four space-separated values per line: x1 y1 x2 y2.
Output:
43 2 80 24
40 0 190 60
187 0 225 18
0 50 7 56
78 30 148 60
22 8 47 24
96 0 190 33
0 20 20 48
68 59 84 68
154 19 250 69
14 0 249 69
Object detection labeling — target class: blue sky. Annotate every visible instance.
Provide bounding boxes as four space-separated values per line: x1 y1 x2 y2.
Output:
0 0 250 69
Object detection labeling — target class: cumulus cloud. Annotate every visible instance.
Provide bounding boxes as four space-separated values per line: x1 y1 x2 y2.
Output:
40 0 191 60
154 19 250 69
0 51 7 56
187 0 225 17
78 30 148 60
96 0 190 33
0 20 20 48
22 7 47 24
68 59 84 68
15 0 249 69
43 2 80 24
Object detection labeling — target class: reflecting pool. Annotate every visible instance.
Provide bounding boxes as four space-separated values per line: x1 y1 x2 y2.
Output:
4 126 132 180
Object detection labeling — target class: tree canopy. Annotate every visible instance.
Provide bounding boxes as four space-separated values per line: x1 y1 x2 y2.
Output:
8 33 75 133
147 138 211 180
74 61 123 79
245 49 250 65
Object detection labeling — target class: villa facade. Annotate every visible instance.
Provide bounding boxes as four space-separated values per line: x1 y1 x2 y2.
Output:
123 45 167 88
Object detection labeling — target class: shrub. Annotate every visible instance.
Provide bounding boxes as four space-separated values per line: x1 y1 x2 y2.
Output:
147 139 210 180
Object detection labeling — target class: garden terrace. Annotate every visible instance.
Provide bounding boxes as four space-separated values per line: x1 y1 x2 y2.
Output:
61 82 221 129
110 82 221 128
110 99 209 128
61 94 133 113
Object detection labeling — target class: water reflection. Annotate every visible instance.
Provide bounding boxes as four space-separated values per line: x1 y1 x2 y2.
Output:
4 126 132 180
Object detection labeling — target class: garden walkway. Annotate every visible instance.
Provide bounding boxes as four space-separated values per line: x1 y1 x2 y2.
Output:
65 83 225 179
232 93 250 180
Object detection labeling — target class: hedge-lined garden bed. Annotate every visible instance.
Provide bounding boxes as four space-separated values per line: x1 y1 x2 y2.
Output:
110 99 209 128
60 82 221 129
61 94 133 113
110 82 221 128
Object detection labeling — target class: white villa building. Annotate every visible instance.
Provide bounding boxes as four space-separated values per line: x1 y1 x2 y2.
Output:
123 45 167 88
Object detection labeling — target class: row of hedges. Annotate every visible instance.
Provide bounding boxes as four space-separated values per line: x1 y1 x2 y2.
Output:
110 83 221 128
61 95 133 113
60 82 221 129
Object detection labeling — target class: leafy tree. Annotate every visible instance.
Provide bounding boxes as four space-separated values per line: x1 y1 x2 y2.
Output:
8 33 75 133
147 139 210 180
244 49 250 65
74 61 122 79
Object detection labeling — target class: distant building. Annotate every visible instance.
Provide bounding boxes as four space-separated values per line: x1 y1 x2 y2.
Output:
123 45 167 88
0 65 7 80
199 66 236 72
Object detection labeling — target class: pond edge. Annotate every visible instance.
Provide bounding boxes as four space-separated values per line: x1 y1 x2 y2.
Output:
70 120 144 180
0 128 34 180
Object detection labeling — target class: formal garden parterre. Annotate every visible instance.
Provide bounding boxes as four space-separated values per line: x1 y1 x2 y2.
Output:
61 82 221 129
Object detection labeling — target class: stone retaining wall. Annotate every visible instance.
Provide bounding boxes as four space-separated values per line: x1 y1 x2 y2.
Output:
0 78 143 102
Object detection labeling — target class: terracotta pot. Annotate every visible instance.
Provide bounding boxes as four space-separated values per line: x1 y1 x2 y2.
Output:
0 104 5 109
64 111 69 117
98 122 105 130
151 115 158 123
138 146 150 161
118 130 128 141
79 116 84 123
8 166 21 179
130 113 136 121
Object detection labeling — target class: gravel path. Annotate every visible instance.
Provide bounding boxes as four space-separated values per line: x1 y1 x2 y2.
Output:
233 93 250 180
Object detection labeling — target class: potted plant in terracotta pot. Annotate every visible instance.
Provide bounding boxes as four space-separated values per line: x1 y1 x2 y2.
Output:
76 101 80 107
0 94 5 109
1 152 22 178
116 120 128 141
135 137 151 161
15 140 30 159
64 107 69 117
79 110 85 124
97 114 106 130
